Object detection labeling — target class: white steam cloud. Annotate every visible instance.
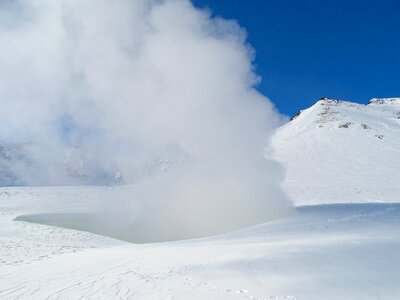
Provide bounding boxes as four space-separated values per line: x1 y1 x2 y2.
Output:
1 0 293 241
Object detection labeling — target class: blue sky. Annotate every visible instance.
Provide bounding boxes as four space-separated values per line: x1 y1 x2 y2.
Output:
192 0 400 116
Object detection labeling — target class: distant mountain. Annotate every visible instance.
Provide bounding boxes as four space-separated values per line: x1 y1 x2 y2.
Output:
0 142 187 187
0 143 120 186
272 98 400 205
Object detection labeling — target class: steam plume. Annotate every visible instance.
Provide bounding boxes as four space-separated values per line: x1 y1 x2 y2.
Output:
0 0 293 240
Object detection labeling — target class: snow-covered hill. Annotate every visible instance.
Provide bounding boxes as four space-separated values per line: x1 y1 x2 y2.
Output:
272 97 400 205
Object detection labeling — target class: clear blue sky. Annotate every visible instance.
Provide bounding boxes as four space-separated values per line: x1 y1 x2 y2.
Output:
192 0 400 116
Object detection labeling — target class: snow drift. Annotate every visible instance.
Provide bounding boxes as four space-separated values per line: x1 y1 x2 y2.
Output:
0 0 292 240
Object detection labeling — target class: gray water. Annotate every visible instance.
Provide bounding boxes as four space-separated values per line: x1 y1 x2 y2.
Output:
15 203 400 244
14 213 153 243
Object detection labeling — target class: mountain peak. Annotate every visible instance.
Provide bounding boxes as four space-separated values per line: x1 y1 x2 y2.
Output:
291 97 400 125
318 97 343 102
368 98 400 106
273 97 400 204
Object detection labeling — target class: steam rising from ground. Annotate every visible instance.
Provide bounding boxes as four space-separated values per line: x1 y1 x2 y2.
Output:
1 0 292 240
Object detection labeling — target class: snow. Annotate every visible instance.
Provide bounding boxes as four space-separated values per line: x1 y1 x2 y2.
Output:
1 185 400 299
1 97 400 299
272 98 400 205
368 97 400 106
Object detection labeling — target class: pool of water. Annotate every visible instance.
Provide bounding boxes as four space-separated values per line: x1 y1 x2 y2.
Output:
15 203 400 244
15 213 157 243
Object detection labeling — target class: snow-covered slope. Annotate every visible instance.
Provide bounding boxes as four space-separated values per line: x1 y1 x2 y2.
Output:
1 187 400 299
272 97 400 205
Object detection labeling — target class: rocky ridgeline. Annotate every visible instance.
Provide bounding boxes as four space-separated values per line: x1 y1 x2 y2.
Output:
368 98 400 106
292 97 400 131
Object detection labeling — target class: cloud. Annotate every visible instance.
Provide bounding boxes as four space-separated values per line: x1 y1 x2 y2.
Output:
0 0 293 240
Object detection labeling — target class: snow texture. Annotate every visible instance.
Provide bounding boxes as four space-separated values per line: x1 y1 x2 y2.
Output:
1 187 400 299
272 98 400 205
